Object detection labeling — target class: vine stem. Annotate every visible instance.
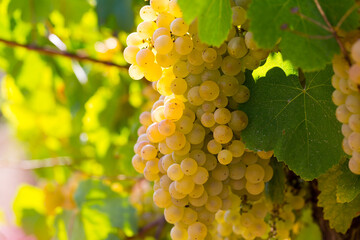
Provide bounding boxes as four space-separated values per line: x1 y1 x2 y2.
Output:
0 38 129 69
126 216 166 240
313 0 349 60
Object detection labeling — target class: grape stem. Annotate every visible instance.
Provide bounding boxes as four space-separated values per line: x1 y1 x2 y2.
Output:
0 38 129 69
313 0 349 61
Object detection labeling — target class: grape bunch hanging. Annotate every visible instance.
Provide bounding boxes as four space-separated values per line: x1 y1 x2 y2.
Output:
123 0 285 239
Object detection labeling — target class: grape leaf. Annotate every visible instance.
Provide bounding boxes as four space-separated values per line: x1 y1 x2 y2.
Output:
95 0 134 32
52 0 91 25
177 0 207 23
336 159 360 203
265 159 286 204
178 0 232 46
74 179 138 237
241 66 343 180
247 0 359 71
8 0 53 23
318 164 360 233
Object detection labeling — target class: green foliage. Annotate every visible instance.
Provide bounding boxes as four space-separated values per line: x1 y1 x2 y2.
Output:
74 179 138 237
336 159 360 203
96 0 134 32
13 185 51 240
247 0 359 71
318 165 360 233
178 0 232 46
265 159 286 204
295 208 322 240
242 66 343 180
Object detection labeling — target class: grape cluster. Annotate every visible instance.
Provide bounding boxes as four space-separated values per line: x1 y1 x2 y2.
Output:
332 38 360 175
124 0 273 239
214 185 306 240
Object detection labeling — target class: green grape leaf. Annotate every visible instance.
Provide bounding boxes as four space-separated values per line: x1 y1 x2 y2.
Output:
74 179 138 237
13 185 51 240
336 159 360 203
318 165 360 233
52 0 91 25
54 210 86 240
241 66 343 180
178 0 232 46
247 0 360 71
265 159 286 204
95 0 134 32
177 0 207 23
8 0 53 22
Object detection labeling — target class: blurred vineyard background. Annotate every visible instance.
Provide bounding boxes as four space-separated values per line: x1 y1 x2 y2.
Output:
0 0 165 239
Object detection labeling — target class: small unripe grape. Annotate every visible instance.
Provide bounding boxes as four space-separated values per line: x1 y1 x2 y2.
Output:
164 204 184 224
150 0 169 12
166 131 187 150
207 139 222 154
336 104 351 123
153 188 171 208
173 60 190 78
147 122 165 143
188 222 207 239
199 81 220 101
189 191 208 207
205 195 222 212
245 181 265 195
154 35 174 54
192 167 209 184
132 154 145 173
221 56 241 76
158 119 176 137
175 175 195 194
245 31 258 50
205 177 223 196
227 140 245 157
229 162 246 179
171 78 187 95
218 149 233 165
170 225 188 240
140 5 157 21
141 144 158 160
201 112 216 128
214 108 231 124
213 125 233 144
202 48 218 63
180 157 198 175
212 164 229 181
137 21 157 39
332 54 349 79
170 18 189 36
189 184 205 198
169 182 186 199
167 163 184 181
348 131 360 151
233 85 250 103
232 6 246 26
349 157 360 175
346 94 360 113
332 90 346 106
123 45 140 64
136 48 155 67
168 0 182 17
227 36 248 58
175 35 193 55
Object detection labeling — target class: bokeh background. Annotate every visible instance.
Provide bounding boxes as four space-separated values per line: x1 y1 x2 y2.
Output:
0 0 166 239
